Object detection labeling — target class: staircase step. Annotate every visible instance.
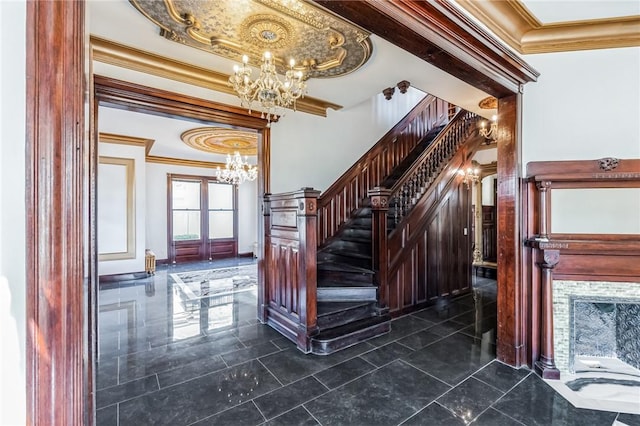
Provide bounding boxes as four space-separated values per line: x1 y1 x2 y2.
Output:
310 314 391 355
317 301 376 329
317 279 376 288
317 286 377 302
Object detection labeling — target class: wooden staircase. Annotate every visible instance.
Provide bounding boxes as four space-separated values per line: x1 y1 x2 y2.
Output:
261 96 482 355
311 125 447 353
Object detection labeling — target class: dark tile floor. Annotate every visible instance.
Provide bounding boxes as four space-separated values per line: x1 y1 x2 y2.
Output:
95 259 638 426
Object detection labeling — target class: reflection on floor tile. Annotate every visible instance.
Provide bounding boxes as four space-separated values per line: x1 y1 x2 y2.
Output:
95 260 635 426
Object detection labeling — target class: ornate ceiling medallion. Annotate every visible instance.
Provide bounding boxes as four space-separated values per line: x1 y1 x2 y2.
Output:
181 127 258 156
478 96 498 109
241 14 293 50
129 0 373 79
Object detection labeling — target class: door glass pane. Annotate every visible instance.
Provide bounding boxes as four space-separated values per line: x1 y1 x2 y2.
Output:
209 211 234 239
172 180 200 210
173 211 201 240
208 182 233 210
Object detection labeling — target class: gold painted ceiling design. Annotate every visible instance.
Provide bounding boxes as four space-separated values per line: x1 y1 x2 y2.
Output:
129 0 373 79
181 127 258 156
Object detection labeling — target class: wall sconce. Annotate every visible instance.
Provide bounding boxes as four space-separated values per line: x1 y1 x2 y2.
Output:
382 87 395 100
458 166 480 189
479 115 498 142
397 80 411 94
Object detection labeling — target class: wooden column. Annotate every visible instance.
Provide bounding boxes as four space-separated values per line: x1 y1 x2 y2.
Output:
473 179 483 263
534 249 561 379
536 181 551 240
259 193 271 323
26 1 90 424
368 187 391 314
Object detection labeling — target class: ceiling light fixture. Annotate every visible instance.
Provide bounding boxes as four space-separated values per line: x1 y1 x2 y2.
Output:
479 115 498 142
216 151 258 185
229 52 307 124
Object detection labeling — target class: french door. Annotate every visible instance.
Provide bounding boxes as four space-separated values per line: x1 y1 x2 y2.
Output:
168 174 238 263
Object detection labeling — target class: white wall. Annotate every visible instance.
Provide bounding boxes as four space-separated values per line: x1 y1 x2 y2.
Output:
522 48 640 164
145 163 258 260
270 88 426 193
98 143 146 275
0 1 26 424
522 47 640 232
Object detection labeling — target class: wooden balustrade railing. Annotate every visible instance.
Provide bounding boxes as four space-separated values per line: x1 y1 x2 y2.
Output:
317 95 449 247
262 188 321 352
389 110 478 227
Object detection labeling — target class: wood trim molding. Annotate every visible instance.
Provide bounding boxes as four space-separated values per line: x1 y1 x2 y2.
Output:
314 0 539 97
455 0 640 54
145 155 225 169
90 35 342 117
26 1 89 424
99 132 155 155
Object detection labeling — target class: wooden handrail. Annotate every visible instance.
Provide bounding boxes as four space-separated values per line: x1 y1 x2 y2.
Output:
317 95 449 246
389 110 479 227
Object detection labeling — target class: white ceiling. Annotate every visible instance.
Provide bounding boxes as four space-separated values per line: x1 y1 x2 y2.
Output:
91 0 636 162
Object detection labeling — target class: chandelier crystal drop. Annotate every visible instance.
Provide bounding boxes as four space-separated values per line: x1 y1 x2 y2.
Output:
216 151 258 185
228 52 307 123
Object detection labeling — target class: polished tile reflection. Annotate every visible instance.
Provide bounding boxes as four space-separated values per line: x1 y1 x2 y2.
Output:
97 265 638 426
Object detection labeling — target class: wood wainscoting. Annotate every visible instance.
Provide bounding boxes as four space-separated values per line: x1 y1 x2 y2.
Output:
523 158 640 378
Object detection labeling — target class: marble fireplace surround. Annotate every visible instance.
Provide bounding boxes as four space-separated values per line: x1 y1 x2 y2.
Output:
553 280 640 373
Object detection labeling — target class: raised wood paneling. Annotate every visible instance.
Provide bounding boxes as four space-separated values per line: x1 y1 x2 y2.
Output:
263 189 320 352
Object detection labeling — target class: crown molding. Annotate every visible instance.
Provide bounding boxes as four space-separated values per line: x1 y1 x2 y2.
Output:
145 155 225 169
90 36 342 117
455 0 640 54
99 132 155 155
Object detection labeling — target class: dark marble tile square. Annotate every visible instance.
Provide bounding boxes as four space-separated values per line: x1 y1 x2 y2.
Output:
156 354 227 388
397 329 445 350
411 302 471 324
429 320 469 337
270 336 296 350
400 402 465 425
259 342 373 385
265 406 319 426
473 360 530 392
617 412 640 426
191 401 264 425
471 408 523 425
118 360 281 426
360 342 414 367
233 323 285 346
96 404 118 426
493 374 618 426
305 360 450 426
437 377 503 422
367 315 433 347
96 374 159 409
403 333 495 386
313 357 376 389
221 341 281 367
96 357 119 390
254 376 327 420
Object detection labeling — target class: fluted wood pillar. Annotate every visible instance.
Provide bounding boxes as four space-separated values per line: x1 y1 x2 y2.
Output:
534 249 561 379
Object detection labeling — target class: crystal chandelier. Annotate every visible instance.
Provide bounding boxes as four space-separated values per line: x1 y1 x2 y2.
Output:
216 151 258 185
228 52 307 123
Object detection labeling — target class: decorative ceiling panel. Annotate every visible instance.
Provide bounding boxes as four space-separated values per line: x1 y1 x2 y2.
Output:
129 0 373 79
181 127 258 156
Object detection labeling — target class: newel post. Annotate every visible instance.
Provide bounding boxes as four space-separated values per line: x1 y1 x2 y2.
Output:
534 249 561 379
296 188 321 351
368 187 391 314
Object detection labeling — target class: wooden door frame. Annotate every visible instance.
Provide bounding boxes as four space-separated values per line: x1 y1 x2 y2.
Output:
26 1 537 424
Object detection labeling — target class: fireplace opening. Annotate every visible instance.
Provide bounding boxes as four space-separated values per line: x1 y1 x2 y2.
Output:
570 297 640 374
